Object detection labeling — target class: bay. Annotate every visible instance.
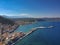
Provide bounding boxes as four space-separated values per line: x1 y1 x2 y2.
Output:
15 21 60 45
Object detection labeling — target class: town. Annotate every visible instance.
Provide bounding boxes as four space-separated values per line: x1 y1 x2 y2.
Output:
0 16 25 45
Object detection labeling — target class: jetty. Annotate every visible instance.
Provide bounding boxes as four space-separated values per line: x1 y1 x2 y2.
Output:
11 26 54 45
35 26 54 29
26 26 54 35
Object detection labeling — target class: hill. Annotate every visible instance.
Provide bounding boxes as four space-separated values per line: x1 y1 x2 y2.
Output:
0 16 15 25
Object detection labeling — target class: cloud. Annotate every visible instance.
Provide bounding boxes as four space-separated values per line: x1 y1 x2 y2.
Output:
19 14 29 16
19 13 34 17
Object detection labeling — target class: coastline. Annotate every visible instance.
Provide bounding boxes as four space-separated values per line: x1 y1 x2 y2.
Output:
11 25 54 45
4 22 35 45
9 25 19 33
11 28 37 45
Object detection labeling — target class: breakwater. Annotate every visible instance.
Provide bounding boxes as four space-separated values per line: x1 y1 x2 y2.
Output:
11 28 37 45
11 26 54 45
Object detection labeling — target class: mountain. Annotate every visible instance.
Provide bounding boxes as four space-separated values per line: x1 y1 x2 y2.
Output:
0 16 15 25
0 15 33 18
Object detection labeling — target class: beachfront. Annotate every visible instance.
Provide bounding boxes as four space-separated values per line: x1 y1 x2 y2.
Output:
0 19 35 45
0 22 19 45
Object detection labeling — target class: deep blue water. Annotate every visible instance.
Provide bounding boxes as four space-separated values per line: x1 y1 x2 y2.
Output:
15 21 60 45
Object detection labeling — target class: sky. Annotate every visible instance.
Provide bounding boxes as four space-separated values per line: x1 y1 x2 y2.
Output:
0 0 60 18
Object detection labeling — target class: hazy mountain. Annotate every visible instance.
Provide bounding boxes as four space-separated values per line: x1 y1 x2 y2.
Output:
0 16 15 25
1 15 31 18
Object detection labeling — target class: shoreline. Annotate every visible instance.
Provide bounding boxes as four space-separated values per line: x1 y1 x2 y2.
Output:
11 28 37 45
9 25 19 33
11 26 54 45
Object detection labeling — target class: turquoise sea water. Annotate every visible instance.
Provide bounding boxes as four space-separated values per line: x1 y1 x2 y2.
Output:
15 21 60 45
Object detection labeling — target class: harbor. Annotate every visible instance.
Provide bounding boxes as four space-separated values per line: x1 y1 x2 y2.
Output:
11 26 54 45
0 21 54 45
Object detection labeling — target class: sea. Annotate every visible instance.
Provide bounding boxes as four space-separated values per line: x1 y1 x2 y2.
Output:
15 21 60 45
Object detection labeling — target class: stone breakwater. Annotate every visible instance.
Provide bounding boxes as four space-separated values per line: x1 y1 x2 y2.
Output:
11 28 37 45
11 26 54 45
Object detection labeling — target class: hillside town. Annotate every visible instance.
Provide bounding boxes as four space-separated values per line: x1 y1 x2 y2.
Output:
0 16 26 45
0 23 25 45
